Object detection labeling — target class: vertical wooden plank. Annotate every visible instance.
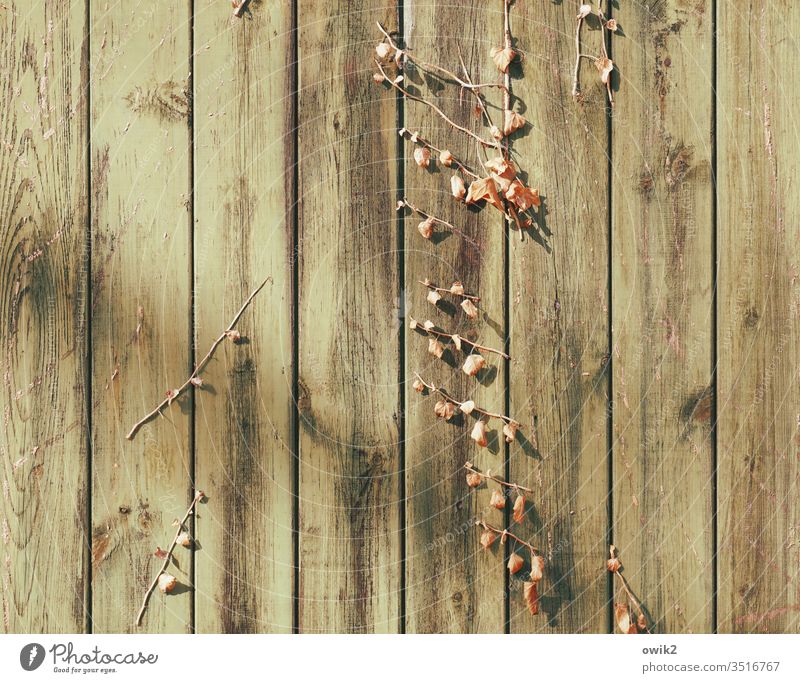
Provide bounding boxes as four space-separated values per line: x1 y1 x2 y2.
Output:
297 1 401 632
0 0 88 633
509 1 609 632
403 3 506 633
611 2 714 633
193 2 294 633
90 1 192 632
718 0 800 633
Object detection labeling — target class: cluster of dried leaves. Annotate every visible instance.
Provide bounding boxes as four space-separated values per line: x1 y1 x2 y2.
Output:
374 0 548 618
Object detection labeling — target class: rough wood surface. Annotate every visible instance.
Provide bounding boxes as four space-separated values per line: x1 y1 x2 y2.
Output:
193 1 294 634
508 1 610 633
717 0 800 633
403 0 506 634
0 0 89 633
296 0 402 632
611 1 714 633
89 0 192 632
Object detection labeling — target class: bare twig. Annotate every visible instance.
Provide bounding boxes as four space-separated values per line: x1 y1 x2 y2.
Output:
126 279 269 440
374 60 495 148
135 490 205 626
397 198 483 251
476 518 537 553
608 544 652 633
399 127 479 178
376 22 508 94
413 372 517 423
411 321 510 360
572 14 585 99
418 279 480 302
464 461 532 494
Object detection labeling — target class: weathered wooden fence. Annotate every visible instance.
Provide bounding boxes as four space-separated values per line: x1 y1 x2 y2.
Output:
2 0 798 633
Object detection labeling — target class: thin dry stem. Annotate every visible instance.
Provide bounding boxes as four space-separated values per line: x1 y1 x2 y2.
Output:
464 461 532 493
476 518 537 554
413 323 510 359
419 279 480 302
126 278 269 440
399 128 478 179
135 490 204 626
374 60 495 148
376 22 508 94
572 15 584 99
413 372 517 423
398 198 483 251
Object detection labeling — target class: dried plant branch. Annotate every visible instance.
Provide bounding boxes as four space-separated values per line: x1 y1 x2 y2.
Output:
413 373 516 422
399 128 479 179
608 544 652 633
126 278 269 441
573 2 616 105
410 320 510 360
135 490 205 626
476 518 537 554
376 22 508 94
418 279 480 302
374 60 495 148
464 461 532 494
397 198 482 250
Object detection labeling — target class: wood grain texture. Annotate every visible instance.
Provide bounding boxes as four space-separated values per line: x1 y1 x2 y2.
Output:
611 1 714 633
90 0 192 632
193 0 294 633
403 1 506 634
508 1 610 633
296 0 402 632
717 0 800 633
0 0 88 633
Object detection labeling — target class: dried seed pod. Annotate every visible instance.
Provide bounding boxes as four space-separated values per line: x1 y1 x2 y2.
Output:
503 110 527 136
490 45 516 73
372 73 386 84
418 217 435 239
450 174 466 200
490 124 503 141
427 289 442 306
471 419 488 447
614 603 632 633
577 4 593 19
413 146 431 169
434 399 455 421
439 149 454 167
595 57 614 84
523 581 539 615
480 529 497 550
503 421 519 443
450 281 465 295
606 19 618 32
460 299 479 319
412 378 425 393
451 334 462 351
423 319 436 331
176 531 192 548
157 573 177 594
512 492 525 522
507 552 524 574
225 329 241 342
375 42 393 59
490 489 505 510
462 353 486 377
427 337 445 359
607 557 621 573
505 180 541 211
529 554 545 583
466 470 482 488
460 400 476 415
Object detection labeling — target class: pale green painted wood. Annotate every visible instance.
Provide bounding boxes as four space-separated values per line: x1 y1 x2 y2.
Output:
0 0 89 633
193 0 294 633
90 0 192 633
